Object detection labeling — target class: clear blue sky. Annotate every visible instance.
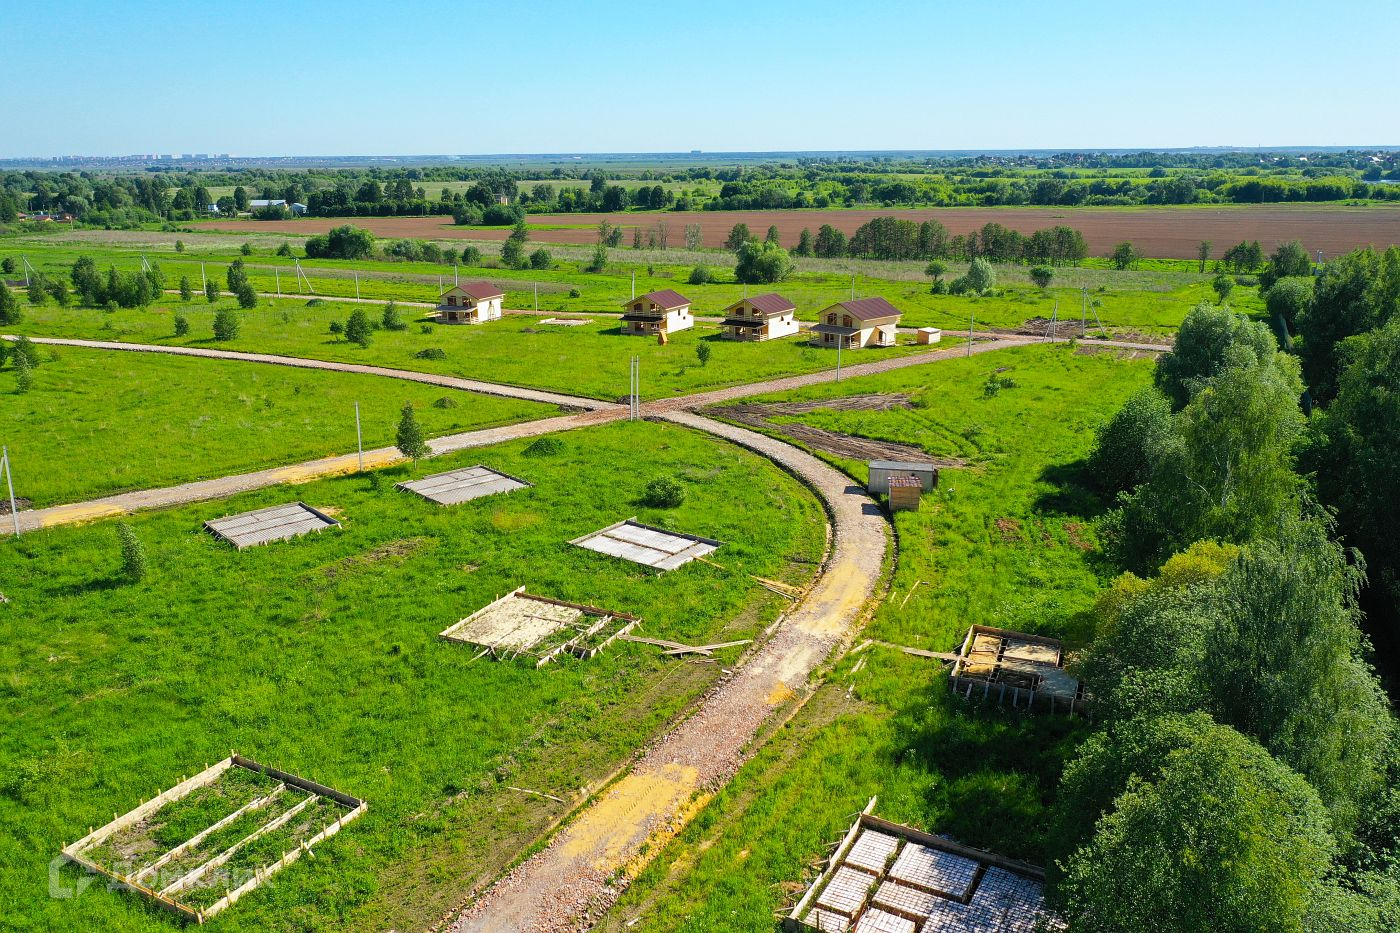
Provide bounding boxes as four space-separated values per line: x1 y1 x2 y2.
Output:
6 0 1398 157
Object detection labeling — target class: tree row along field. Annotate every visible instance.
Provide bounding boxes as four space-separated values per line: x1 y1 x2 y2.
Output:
8 240 1249 338
202 204 1400 259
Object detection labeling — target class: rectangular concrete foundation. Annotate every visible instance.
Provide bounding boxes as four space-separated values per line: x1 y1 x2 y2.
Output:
786 806 1063 933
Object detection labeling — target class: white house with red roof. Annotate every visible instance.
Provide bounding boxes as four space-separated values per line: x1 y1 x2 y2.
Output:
437 281 504 324
810 297 902 349
619 289 693 335
718 293 799 341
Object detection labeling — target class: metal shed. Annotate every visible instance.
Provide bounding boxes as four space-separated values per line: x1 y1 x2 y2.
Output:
867 460 940 495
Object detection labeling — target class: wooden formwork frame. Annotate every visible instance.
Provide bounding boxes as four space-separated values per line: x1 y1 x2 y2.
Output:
948 624 1088 714
60 754 366 924
439 586 641 666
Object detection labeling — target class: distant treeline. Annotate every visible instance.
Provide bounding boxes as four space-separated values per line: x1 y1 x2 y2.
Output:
4 149 1399 230
790 217 1088 264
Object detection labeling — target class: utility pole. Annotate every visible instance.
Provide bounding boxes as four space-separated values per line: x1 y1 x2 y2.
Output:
1081 287 1088 338
454 264 459 286
534 282 538 313
836 338 842 382
354 403 363 472
200 262 207 290
2 446 18 537
275 269 280 297
631 272 636 299
968 308 974 357
850 274 855 300
354 271 360 300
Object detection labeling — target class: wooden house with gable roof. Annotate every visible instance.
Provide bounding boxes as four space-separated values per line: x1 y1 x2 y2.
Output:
620 289 693 335
436 281 504 324
718 293 800 341
810 297 902 349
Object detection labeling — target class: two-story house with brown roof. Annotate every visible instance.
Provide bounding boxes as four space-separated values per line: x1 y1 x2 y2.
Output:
718 293 800 341
810 297 901 349
436 281 505 324
620 289 693 335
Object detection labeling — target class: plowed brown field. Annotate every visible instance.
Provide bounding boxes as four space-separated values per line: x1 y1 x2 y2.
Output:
206 204 1400 259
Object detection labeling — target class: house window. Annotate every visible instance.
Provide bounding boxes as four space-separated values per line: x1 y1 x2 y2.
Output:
843 316 853 327
828 313 837 324
634 303 643 311
447 296 457 305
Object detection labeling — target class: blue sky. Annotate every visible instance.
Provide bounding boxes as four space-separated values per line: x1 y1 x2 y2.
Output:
6 0 1397 156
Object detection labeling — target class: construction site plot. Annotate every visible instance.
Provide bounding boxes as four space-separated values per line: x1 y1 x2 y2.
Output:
571 518 720 571
203 502 339 549
60 755 365 924
787 807 1063 933
949 625 1086 713
439 586 639 665
396 465 531 506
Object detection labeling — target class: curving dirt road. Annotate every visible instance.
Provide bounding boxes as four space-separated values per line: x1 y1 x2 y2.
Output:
451 410 890 933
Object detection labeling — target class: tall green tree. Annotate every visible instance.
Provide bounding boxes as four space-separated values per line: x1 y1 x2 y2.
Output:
1310 317 1400 611
733 240 793 284
1052 713 1336 933
1296 246 1400 402
964 257 995 295
1154 302 1276 409
116 523 148 582
723 223 752 252
344 308 371 347
0 282 20 325
396 402 430 461
1197 240 1212 273
1110 241 1141 270
1087 386 1173 495
1259 239 1313 291
500 220 528 269
212 307 240 341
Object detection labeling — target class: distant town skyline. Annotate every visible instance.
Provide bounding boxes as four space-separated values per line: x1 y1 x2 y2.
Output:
6 0 1397 159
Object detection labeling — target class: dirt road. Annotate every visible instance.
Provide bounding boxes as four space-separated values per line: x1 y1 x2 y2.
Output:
451 410 889 933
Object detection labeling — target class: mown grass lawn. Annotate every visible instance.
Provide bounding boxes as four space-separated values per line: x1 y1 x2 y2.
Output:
0 418 827 932
0 345 551 508
594 344 1154 931
6 299 946 401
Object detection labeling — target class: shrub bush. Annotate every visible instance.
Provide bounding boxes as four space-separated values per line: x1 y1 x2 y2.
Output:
523 436 564 457
414 347 446 360
642 477 685 508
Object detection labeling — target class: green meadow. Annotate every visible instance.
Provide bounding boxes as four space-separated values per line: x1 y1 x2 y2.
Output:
0 419 826 932
596 343 1155 930
0 345 550 507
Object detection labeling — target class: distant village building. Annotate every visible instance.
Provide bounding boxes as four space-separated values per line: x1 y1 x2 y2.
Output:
248 199 307 215
620 289 693 336
718 293 799 341
810 297 901 349
437 281 504 324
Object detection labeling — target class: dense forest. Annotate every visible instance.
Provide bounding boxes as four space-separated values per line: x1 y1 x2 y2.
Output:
1050 246 1400 930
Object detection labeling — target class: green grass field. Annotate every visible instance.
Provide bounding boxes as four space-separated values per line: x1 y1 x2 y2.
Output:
0 345 551 507
5 298 948 401
594 344 1155 930
0 418 827 932
4 238 1251 338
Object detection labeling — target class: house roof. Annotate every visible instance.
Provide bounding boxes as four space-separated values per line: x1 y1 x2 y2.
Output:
448 281 504 301
726 293 795 316
627 289 689 310
833 296 902 321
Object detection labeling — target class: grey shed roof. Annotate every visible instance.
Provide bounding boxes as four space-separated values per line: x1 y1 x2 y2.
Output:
869 460 938 473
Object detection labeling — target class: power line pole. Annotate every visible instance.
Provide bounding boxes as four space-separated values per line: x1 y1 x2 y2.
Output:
2 446 19 537
836 338 842 382
534 282 538 312
354 271 360 300
200 262 207 291
275 268 280 297
968 308 974 357
354 403 363 472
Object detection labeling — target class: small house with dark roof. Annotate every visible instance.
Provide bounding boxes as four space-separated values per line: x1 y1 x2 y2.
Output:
810 297 901 349
437 281 505 324
718 293 799 341
620 289 692 336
